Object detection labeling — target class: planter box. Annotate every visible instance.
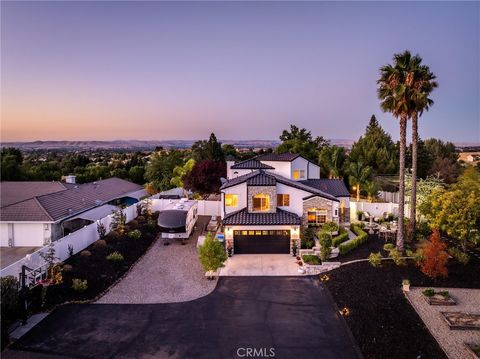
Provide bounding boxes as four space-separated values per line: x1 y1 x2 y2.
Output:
424 294 456 306
465 343 480 359
441 312 480 330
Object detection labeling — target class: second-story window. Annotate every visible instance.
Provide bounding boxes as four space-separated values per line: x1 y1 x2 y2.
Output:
225 194 238 207
253 194 270 211
277 194 290 206
293 169 305 179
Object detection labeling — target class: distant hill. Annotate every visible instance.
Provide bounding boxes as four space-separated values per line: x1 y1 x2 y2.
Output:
0 139 355 151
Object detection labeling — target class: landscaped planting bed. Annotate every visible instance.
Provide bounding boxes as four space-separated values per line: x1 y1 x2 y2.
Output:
338 224 368 256
30 214 160 309
324 258 480 359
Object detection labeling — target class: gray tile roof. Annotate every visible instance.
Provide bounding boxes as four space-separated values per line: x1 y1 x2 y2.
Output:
0 181 67 207
299 179 350 197
223 208 301 225
246 172 276 186
255 153 300 162
220 171 262 190
0 178 144 222
231 159 274 170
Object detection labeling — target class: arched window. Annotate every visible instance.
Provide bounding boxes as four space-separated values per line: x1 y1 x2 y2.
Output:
252 194 270 211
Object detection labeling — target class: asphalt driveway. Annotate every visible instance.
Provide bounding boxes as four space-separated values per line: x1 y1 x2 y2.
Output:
8 277 361 359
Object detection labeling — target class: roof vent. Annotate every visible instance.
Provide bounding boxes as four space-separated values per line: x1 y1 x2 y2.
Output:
95 199 103 205
68 208 73 214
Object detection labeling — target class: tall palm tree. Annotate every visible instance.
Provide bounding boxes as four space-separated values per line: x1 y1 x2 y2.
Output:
408 63 438 235
377 51 416 251
347 161 372 201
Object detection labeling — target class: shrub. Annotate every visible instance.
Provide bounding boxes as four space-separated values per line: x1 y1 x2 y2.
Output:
94 239 107 248
420 230 449 279
368 252 383 267
106 251 124 262
67 244 74 257
128 229 142 240
332 228 349 247
447 247 470 265
136 215 145 223
302 255 321 265
405 249 414 257
321 221 339 233
301 227 316 249
438 290 450 299
110 209 127 234
1 276 20 349
389 249 406 266
318 232 333 261
147 219 157 230
127 220 139 229
383 243 395 252
96 221 107 239
198 233 227 274
413 248 424 265
62 264 73 272
422 288 435 297
107 230 120 241
339 224 368 255
80 250 91 257
71 278 88 293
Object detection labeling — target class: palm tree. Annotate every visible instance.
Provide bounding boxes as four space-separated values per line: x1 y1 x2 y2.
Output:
347 162 372 201
377 51 417 251
319 146 346 179
408 62 438 235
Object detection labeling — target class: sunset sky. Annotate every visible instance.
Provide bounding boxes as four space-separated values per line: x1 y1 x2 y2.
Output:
1 1 479 143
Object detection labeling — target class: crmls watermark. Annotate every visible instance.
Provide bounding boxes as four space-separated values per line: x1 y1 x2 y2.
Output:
236 347 275 358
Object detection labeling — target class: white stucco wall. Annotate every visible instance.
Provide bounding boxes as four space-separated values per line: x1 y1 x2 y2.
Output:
290 157 309 180
262 161 291 178
307 162 321 179
275 183 312 217
221 182 247 217
0 222 49 247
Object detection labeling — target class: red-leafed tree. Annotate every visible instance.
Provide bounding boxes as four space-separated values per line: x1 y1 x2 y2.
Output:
420 229 448 279
183 160 226 195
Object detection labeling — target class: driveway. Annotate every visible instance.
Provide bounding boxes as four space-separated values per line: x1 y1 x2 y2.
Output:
7 277 361 359
219 254 301 276
1 246 39 269
97 215 216 303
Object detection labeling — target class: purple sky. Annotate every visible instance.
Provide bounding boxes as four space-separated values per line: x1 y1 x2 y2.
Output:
1 1 479 143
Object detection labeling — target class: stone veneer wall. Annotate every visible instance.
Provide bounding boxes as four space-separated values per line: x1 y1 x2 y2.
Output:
302 196 335 227
247 186 277 213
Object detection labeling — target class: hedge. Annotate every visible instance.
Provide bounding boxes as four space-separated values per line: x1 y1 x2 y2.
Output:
332 228 349 247
338 224 368 255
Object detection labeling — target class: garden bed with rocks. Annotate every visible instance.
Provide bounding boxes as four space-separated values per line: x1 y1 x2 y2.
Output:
422 288 457 305
324 258 480 359
29 214 160 310
442 312 480 331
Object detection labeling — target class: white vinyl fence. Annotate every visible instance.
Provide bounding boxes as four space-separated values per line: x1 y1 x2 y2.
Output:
350 201 399 221
1 198 222 281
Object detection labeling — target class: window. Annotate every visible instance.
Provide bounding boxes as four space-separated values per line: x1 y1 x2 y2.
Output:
252 194 270 211
307 209 327 225
277 194 290 207
225 194 238 207
293 169 305 179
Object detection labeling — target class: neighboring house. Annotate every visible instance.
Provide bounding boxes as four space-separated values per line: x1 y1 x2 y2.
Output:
0 177 147 247
221 153 350 254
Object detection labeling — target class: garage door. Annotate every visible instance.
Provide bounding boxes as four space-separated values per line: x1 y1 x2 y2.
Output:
233 230 290 254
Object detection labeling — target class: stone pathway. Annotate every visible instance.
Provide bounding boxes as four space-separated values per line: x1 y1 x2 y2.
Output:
97 216 217 304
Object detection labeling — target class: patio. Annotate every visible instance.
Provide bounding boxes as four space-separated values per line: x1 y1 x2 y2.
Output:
219 254 301 276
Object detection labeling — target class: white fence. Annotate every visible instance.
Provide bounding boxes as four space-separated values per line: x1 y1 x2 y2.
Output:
350 201 399 221
0 198 222 280
378 191 400 204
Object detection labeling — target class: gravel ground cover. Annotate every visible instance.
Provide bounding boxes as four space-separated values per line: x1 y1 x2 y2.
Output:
324 258 480 359
406 287 480 359
97 215 217 303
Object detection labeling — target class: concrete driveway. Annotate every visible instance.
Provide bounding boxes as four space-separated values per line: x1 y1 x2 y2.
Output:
7 277 361 359
219 254 301 276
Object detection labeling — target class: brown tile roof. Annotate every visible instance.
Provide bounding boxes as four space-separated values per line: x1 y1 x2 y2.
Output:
0 178 144 222
0 181 67 207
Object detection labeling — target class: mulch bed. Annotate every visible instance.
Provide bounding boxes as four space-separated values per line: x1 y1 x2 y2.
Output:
324 258 480 359
27 216 160 310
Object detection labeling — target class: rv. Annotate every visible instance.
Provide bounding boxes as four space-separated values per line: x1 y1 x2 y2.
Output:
157 199 198 240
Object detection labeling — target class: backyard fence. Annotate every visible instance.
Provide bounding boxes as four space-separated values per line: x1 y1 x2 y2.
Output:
350 201 399 220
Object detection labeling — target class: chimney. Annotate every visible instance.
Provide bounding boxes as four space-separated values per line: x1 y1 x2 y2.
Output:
65 175 76 184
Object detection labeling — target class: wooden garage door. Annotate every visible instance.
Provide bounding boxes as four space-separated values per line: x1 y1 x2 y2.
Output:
233 230 290 254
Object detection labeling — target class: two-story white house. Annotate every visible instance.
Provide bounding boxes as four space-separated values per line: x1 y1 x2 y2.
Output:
221 153 350 254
